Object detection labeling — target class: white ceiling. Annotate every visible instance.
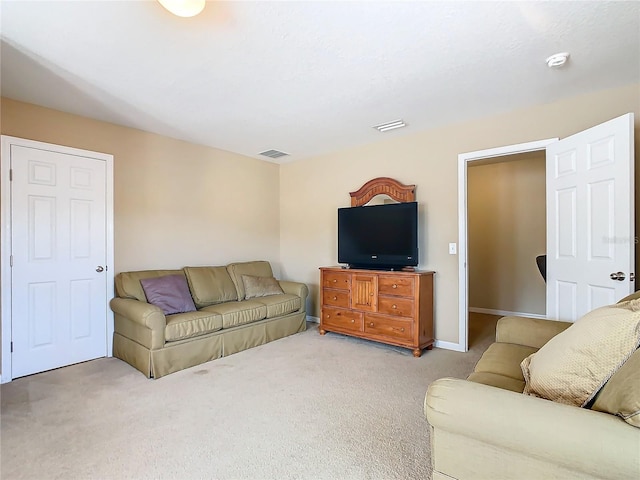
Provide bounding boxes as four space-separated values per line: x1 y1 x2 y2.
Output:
2 1 639 163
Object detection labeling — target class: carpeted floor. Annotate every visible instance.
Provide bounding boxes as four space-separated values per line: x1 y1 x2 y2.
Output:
1 314 498 480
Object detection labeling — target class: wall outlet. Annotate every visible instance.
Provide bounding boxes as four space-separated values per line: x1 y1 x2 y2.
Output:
449 243 457 255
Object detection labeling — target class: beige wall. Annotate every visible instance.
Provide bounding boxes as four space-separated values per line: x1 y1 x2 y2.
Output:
468 152 546 315
280 82 640 344
2 82 639 351
0 98 282 275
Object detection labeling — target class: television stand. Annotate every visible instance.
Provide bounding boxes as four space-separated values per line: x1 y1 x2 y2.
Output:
319 267 434 356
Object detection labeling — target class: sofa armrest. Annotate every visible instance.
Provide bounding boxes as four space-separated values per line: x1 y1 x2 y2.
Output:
425 377 640 480
110 297 166 349
496 315 571 348
278 281 309 313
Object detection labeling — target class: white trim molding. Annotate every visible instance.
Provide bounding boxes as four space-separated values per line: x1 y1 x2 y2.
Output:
458 138 558 353
1 136 115 383
434 339 466 352
469 307 547 320
306 315 320 323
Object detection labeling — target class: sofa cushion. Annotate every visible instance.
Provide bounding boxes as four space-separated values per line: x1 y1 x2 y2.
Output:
254 294 301 318
466 372 525 393
184 266 238 308
591 347 640 427
473 343 538 381
165 310 223 342
115 269 184 302
521 300 640 407
201 300 267 329
226 261 274 300
140 274 197 316
242 275 284 299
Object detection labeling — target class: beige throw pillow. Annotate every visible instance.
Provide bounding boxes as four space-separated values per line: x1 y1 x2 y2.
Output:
521 300 640 407
242 275 284 299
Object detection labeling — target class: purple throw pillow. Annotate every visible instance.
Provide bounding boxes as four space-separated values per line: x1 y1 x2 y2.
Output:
140 274 197 315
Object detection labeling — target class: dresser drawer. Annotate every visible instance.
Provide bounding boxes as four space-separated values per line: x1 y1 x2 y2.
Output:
364 314 412 341
322 271 351 290
322 289 350 308
378 275 414 297
377 295 414 318
322 307 363 332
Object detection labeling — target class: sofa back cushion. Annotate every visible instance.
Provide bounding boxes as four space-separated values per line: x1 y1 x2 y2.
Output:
591 347 640 427
183 266 238 308
115 269 184 302
226 261 274 300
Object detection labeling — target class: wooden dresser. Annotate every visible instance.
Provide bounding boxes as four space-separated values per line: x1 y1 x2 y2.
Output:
319 267 434 357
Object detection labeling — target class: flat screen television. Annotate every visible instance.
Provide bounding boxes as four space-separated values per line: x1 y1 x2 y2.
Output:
338 201 418 269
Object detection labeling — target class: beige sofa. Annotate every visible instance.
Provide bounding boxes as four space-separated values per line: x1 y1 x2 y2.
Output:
110 261 308 378
425 307 640 479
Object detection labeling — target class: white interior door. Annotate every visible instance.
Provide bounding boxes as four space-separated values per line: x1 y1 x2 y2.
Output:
547 113 635 321
10 145 109 378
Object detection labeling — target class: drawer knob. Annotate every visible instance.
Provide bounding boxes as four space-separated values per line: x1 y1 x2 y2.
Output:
369 322 374 327
392 304 397 309
333 279 337 283
392 284 397 289
333 296 337 301
401 327 405 332
351 319 355 323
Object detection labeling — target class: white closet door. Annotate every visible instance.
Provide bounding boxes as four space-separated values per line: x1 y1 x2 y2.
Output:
11 145 108 378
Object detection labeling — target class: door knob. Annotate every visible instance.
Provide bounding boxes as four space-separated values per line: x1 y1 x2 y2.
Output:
610 271 625 281
96 266 104 273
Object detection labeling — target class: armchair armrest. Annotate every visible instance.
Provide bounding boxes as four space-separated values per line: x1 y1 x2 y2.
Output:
278 281 309 313
496 315 571 349
425 378 639 480
110 297 166 349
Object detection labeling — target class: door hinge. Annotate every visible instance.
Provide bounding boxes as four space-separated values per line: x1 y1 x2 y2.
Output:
9 169 13 181
10 341 13 353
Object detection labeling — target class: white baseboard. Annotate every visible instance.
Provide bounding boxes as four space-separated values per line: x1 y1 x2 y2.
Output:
469 307 546 320
306 315 320 323
434 340 465 352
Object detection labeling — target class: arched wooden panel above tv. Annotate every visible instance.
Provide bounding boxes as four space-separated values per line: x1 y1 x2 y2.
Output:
349 177 416 207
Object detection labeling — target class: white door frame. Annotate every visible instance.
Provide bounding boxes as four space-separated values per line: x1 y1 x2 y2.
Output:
1 136 114 383
457 138 558 352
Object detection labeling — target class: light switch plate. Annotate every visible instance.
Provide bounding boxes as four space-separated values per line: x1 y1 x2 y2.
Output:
449 243 457 255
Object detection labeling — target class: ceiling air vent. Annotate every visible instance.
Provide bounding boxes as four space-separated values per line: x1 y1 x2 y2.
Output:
259 149 289 159
373 119 407 132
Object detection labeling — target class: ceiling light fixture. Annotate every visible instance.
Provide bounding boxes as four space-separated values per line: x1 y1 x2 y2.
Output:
157 0 205 17
546 52 570 68
373 119 407 133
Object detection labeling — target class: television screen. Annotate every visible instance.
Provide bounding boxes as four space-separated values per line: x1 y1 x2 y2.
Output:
338 201 418 269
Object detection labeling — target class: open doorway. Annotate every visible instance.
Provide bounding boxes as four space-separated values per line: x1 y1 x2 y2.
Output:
457 139 557 352
467 151 546 348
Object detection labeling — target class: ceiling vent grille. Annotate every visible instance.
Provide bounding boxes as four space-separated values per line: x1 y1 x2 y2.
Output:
373 119 407 132
259 149 289 159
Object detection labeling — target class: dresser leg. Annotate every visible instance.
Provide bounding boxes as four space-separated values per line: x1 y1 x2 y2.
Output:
319 328 326 335
426 344 433 350
412 348 422 358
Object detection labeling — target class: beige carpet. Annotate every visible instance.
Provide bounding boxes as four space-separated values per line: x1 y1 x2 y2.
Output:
1 314 498 480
